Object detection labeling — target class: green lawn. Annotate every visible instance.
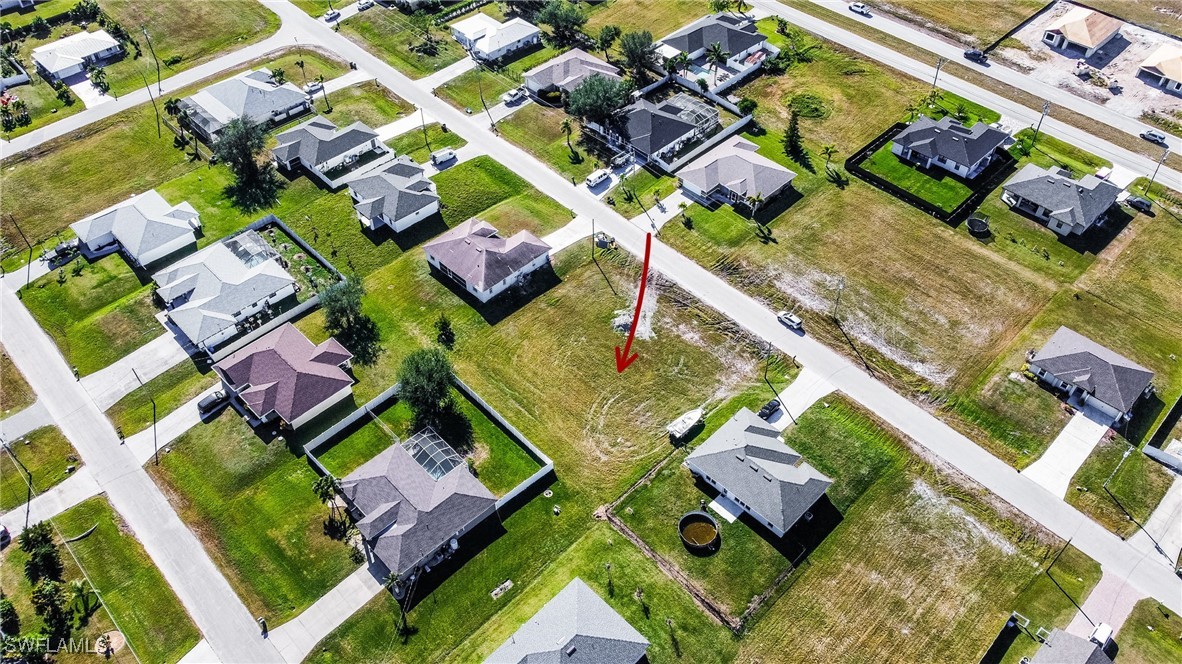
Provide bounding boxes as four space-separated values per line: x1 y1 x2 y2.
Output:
317 81 413 129
999 545 1103 663
0 426 79 512
315 388 540 497
432 155 572 233
1 347 36 415
105 360 217 437
862 142 975 213
1013 129 1112 176
52 497 202 663
0 0 76 28
339 6 466 79
497 103 603 182
606 166 675 220
1066 437 1174 538
583 0 704 40
21 254 160 376
1119 598 1182 664
291 0 333 17
436 46 563 114
147 408 360 623
0 74 87 139
386 122 467 163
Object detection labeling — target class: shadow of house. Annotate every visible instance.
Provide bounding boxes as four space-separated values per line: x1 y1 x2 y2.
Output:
431 261 561 326
1082 33 1131 71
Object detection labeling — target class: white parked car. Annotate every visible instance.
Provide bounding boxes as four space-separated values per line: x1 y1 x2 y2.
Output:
1140 129 1167 145
304 81 324 94
777 310 803 330
501 88 525 105
585 169 611 188
324 8 341 22
358 0 374 10
849 2 871 16
431 148 457 165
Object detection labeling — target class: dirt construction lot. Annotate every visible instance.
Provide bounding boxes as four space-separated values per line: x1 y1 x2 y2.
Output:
998 1 1182 120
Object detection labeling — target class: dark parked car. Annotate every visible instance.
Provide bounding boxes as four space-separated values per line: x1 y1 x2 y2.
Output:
1127 196 1153 213
757 399 781 420
197 390 228 414
963 49 987 63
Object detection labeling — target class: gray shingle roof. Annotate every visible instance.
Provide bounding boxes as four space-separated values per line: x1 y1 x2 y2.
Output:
70 190 199 265
678 135 795 200
523 48 621 93
31 29 121 76
893 115 1009 168
340 428 496 577
152 230 295 347
272 116 378 167
348 156 439 224
423 219 551 293
1002 163 1122 231
485 578 649 664
1030 629 1112 664
213 323 352 425
180 69 309 138
619 99 699 156
1031 326 1154 413
661 13 767 55
685 407 831 534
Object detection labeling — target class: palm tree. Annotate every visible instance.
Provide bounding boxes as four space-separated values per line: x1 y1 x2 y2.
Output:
733 0 751 15
384 572 409 633
746 192 765 213
163 97 181 117
70 580 90 615
312 475 342 521
905 102 919 122
665 52 690 77
294 58 307 85
177 108 199 159
271 67 286 85
709 0 729 14
705 42 731 80
560 118 574 154
821 144 837 170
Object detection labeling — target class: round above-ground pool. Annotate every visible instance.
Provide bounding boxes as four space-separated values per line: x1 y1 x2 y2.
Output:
679 511 720 553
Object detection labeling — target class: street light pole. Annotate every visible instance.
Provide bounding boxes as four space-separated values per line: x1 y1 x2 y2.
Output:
1146 147 1169 194
831 276 845 320
932 57 948 89
141 26 162 94
132 368 159 465
6 213 34 290
1032 101 1051 148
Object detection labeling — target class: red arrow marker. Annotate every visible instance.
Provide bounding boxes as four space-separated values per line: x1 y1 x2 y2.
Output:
615 232 652 373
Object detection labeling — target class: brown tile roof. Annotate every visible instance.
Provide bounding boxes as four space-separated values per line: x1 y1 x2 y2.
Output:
423 219 551 292
213 323 353 424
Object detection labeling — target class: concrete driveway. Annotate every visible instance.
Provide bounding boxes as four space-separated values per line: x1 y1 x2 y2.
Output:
63 72 114 109
1022 409 1111 498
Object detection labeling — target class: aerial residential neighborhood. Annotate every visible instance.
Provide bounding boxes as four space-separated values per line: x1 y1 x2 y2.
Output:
0 1 1180 664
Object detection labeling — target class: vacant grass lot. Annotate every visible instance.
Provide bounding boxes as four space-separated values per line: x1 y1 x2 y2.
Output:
386 122 467 163
734 400 1096 663
0 496 200 664
0 425 78 512
53 496 202 663
148 408 359 623
1066 436 1174 538
437 46 562 113
1119 598 1182 664
498 103 603 182
583 0 704 39
1 347 35 414
0 0 75 28
315 388 539 497
862 142 975 212
316 80 413 128
106 360 217 437
339 6 466 79
21 254 160 376
0 50 347 253
867 0 1046 46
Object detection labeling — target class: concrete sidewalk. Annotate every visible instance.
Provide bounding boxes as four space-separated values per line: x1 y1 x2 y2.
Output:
0 468 103 536
1129 475 1182 565
1022 411 1111 498
0 400 53 442
265 562 386 663
124 384 221 465
80 331 194 411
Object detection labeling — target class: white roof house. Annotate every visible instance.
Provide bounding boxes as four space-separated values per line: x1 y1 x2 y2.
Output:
179 70 311 142
678 135 796 208
70 190 201 267
31 29 122 81
451 14 541 61
153 230 297 351
522 48 621 95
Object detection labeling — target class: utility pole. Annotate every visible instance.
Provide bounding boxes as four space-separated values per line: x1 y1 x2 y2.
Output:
1032 101 1051 148
1146 147 1169 195
141 25 162 94
140 68 161 138
475 59 494 129
6 213 34 290
419 106 430 151
932 57 948 89
132 368 159 465
764 346 794 424
831 276 845 320
3 438 36 529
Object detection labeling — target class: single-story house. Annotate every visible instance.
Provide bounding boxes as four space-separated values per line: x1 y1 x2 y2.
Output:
31 29 123 82
678 134 795 209
340 428 497 579
1030 629 1112 664
1042 7 1123 58
152 230 297 352
588 94 719 163
1028 326 1155 424
485 578 650 664
658 13 779 93
272 116 382 183
685 407 831 538
1139 43 1182 93
179 69 311 143
1000 163 1122 236
347 156 440 233
213 323 353 430
451 14 540 62
70 190 201 267
522 48 621 97
891 115 1010 179
423 218 551 303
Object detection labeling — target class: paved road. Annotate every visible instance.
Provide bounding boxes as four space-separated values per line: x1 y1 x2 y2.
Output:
260 0 1182 618
0 283 283 662
755 0 1181 187
807 0 1182 155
